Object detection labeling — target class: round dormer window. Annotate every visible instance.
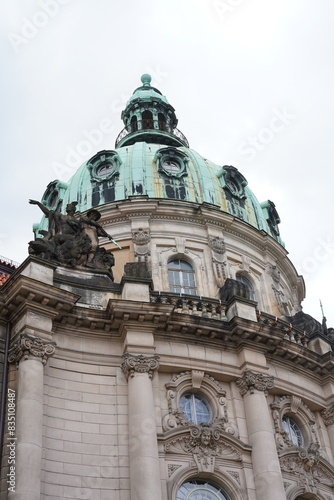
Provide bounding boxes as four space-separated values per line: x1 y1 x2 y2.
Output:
162 160 181 173
97 163 114 177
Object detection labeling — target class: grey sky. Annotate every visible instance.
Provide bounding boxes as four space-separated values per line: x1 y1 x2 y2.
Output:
1 0 333 325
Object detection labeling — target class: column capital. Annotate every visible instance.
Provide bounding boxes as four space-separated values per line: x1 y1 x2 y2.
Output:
121 353 160 380
236 370 274 396
321 404 334 426
9 333 56 366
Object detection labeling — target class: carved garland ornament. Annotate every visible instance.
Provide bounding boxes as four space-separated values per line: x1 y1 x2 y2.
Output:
8 334 56 366
121 353 160 380
236 370 274 396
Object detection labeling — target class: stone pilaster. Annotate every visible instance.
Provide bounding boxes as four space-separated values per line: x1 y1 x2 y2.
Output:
236 370 286 500
8 334 55 500
121 353 161 500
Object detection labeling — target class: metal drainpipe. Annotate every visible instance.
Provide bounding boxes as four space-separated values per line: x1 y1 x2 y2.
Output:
0 322 11 467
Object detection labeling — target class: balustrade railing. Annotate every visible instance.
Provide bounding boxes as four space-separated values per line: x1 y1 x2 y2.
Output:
256 310 308 346
150 292 308 346
150 292 227 320
115 120 189 147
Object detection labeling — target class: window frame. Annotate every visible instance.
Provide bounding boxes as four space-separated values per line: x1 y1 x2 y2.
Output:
168 259 197 296
235 273 255 301
179 392 212 425
176 479 231 500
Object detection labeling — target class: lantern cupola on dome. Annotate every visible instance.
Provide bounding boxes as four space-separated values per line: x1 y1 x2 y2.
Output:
115 74 189 148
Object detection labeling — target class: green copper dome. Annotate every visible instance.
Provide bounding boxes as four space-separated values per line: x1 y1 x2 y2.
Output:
35 76 284 246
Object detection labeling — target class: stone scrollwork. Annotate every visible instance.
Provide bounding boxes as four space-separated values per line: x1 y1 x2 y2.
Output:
8 334 56 366
236 370 274 396
121 353 160 380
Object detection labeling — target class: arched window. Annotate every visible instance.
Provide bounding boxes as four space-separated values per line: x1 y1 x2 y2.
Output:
142 110 153 129
179 393 211 424
130 115 138 132
282 416 304 447
168 259 197 295
158 112 167 131
236 274 255 300
177 479 231 500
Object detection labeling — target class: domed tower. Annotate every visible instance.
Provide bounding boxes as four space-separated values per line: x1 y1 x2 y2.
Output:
116 73 188 148
3 76 334 500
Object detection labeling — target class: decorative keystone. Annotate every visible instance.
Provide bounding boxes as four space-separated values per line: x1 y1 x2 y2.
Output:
121 353 160 380
9 334 56 366
236 370 274 396
321 405 334 426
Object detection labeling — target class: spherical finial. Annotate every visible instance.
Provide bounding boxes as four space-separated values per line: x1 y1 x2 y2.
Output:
141 74 152 87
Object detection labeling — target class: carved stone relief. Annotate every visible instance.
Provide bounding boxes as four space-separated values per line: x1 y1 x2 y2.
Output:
279 450 334 489
167 463 182 478
132 227 151 263
164 422 242 473
226 470 241 485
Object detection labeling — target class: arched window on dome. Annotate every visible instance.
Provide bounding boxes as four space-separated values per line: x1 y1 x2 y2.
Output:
168 259 197 295
142 110 153 129
158 112 167 131
236 274 255 301
130 115 138 132
177 479 231 500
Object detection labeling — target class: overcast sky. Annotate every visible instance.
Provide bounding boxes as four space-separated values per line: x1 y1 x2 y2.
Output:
1 0 333 325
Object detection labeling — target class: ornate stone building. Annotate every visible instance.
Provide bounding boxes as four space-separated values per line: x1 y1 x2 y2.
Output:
1 75 334 500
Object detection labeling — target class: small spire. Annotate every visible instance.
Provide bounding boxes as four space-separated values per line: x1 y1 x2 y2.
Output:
320 299 328 335
141 74 152 87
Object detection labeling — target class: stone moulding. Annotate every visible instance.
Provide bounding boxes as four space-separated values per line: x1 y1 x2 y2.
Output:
236 370 275 396
121 353 160 380
8 333 56 366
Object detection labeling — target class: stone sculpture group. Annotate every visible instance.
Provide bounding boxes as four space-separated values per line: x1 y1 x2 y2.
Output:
28 199 119 276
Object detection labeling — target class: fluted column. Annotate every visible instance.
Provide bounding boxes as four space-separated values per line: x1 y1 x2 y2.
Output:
122 353 161 500
236 370 285 500
8 334 55 500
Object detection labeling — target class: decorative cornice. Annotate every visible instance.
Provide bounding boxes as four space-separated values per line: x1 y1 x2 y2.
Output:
8 334 56 366
236 370 274 396
121 353 160 380
321 405 334 426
